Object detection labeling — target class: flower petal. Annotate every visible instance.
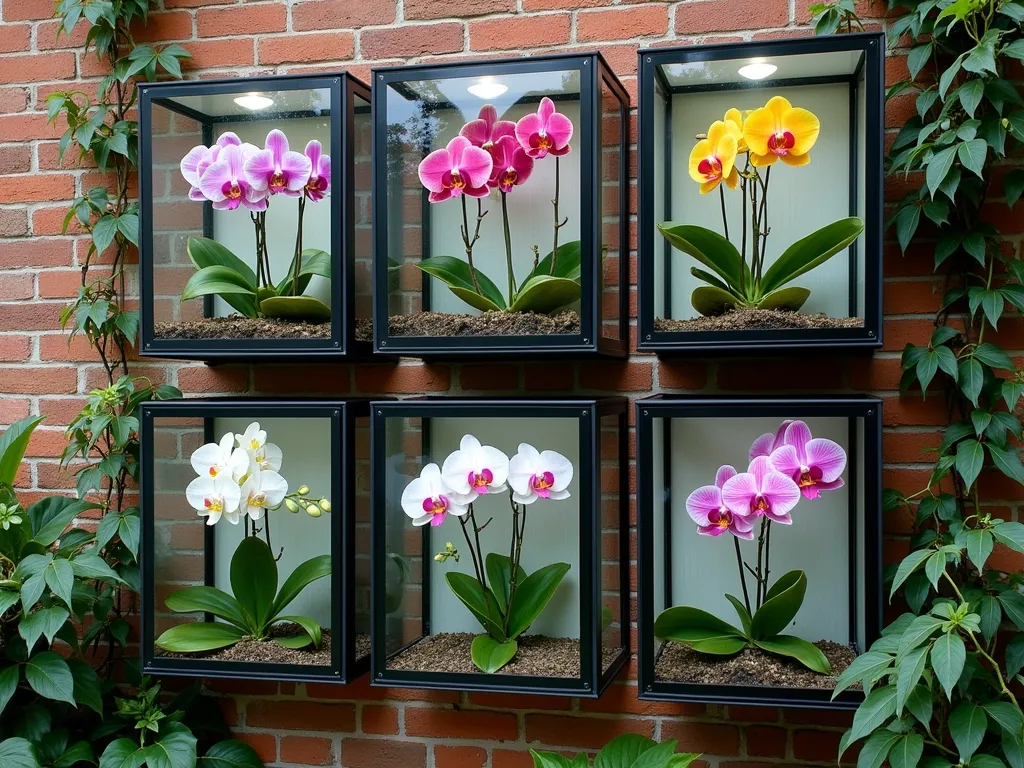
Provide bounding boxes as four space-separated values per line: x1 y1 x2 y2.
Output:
538 97 556 124
260 470 289 506
779 151 812 167
459 118 490 148
715 464 737 488
186 476 215 511
244 150 276 191
547 488 571 500
546 111 574 150
305 139 323 170
540 449 573 491
805 438 847 482
784 107 820 155
265 128 289 162
748 455 772 488
721 472 758 515
768 444 801 478
480 445 510 485
749 432 775 460
760 471 801 517
281 150 313 190
216 132 241 148
740 105 775 157
784 420 812 460
688 138 714 184
401 476 432 520
514 113 542 151
199 159 231 201
418 148 452 193
458 145 494 189
685 485 722 526
181 145 210 187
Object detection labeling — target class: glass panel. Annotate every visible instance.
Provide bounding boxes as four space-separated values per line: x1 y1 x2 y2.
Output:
150 86 334 341
650 414 864 689
382 415 582 679
384 69 584 340
354 93 373 343
599 414 623 671
653 50 866 333
152 414 334 667
354 414 371 661
600 78 622 342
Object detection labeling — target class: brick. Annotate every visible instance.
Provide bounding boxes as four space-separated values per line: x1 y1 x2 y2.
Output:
182 39 256 70
0 53 76 84
661 722 741 755
717 359 844 390
0 273 32 300
176 365 248 393
233 733 276 764
280 736 333 765
675 0 789 35
657 361 707 390
340 738 426 768
0 240 73 269
0 145 31 174
459 363 518 390
793 729 848 762
0 210 28 238
579 362 653 391
360 704 399 734
405 0 514 19
354 364 450 393
2 0 56 20
0 366 77 395
470 14 571 51
493 750 537 768
259 32 355 65
525 715 652 749
292 0 398 30
0 87 27 114
0 25 30 54
0 175 75 204
360 23 464 59
0 302 63 331
0 114 63 142
246 701 356 732
0 335 29 361
577 6 669 42
0 397 30 424
132 11 193 42
746 726 787 757
253 364 351 395
435 745 487 768
198 5 287 37
404 708 518 741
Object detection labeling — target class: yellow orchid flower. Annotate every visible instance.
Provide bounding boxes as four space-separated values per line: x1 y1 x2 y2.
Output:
688 120 740 195
724 108 748 153
743 96 820 168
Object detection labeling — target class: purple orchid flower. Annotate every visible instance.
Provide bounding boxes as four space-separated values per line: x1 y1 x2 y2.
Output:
686 465 754 540
198 143 268 211
722 455 801 525
487 135 534 193
418 135 492 202
180 132 241 201
749 420 794 461
303 139 330 202
244 129 312 197
768 421 847 500
460 104 516 150
515 97 573 159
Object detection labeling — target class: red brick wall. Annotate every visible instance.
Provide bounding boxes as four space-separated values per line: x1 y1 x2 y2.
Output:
1 0 1002 766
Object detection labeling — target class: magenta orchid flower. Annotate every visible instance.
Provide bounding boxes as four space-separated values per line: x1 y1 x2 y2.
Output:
244 129 312 197
487 135 534 193
686 465 754 540
401 463 470 527
515 97 573 159
749 420 793 461
198 144 268 212
768 421 847 500
303 139 330 202
180 132 241 201
460 104 516 150
418 135 492 203
722 455 801 525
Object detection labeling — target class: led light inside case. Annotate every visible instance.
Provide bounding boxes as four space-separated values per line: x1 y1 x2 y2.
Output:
234 93 275 110
467 77 508 99
737 60 778 80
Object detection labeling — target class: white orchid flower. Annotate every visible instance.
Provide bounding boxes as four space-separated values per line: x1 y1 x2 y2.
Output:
254 442 283 472
508 443 573 505
238 465 288 521
190 432 249 481
440 434 509 500
401 463 470 527
186 473 242 526
238 422 268 453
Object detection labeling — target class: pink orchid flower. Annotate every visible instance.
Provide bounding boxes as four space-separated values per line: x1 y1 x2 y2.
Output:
198 144 268 212
768 421 847 500
686 465 754 540
180 132 241 201
244 129 312 197
487 135 534 193
749 420 793 461
418 135 492 203
303 140 330 202
722 455 801 525
515 97 573 159
460 104 516 150
401 463 470 527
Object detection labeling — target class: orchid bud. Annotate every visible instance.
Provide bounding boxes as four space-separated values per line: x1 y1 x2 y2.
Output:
319 498 332 512
284 498 300 513
434 553 444 562
306 503 322 518
297 485 310 496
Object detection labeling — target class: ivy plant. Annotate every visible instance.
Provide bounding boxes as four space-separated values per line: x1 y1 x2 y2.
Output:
808 1 1024 767
531 733 701 768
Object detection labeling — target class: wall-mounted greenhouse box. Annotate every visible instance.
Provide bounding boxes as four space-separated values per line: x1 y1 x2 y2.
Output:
372 53 628 358
140 399 372 683
635 396 882 708
637 33 884 353
370 398 629 696
138 73 372 361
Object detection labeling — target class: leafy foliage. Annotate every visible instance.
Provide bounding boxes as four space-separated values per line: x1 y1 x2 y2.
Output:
809 0 1024 765
531 733 701 768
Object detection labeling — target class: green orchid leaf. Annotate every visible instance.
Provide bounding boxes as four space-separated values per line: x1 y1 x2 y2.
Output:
154 622 246 653
185 238 259 317
724 594 752 637
750 570 807 639
690 266 736 295
691 285 740 317
229 536 278 630
470 635 518 673
417 256 506 310
0 417 44 487
508 276 581 315
181 266 258 318
445 572 507 641
658 222 747 292
752 634 831 673
506 562 571 639
276 248 332 296
163 586 250 631
259 295 332 323
274 615 322 649
654 605 746 654
522 240 582 286
485 553 524 617
759 217 864 295
272 554 331 619
755 286 811 312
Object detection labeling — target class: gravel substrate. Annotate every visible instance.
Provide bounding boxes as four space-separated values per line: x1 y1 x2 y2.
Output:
654 640 856 689
388 310 580 337
155 316 332 340
354 318 373 342
386 632 620 677
654 309 864 333
156 624 335 666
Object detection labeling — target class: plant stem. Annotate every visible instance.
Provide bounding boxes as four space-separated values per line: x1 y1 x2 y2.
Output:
719 184 730 242
756 167 771 286
292 196 305 296
252 213 264 289
749 173 760 299
460 194 483 295
754 516 768 608
733 536 751 614
763 519 772 596
501 191 516 304
458 507 486 589
259 212 272 288
550 156 566 275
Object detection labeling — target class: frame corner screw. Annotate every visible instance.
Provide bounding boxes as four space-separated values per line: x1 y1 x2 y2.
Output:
645 684 652 691
643 410 649 416
378 75 384 81
583 682 590 689
376 410 382 415
646 57 652 63
867 409 874 415
583 60 589 65
582 410 588 416
376 672 383 679
583 338 589 344
868 330 876 337
381 341 387 347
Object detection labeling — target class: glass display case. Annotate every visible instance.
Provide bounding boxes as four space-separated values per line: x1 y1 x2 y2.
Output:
140 399 371 683
636 396 882 707
638 34 884 352
370 397 628 696
373 54 628 357
139 73 372 360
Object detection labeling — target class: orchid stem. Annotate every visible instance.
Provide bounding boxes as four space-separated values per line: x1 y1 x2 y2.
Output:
754 517 768 609
252 213 264 290
719 184 730 242
501 191 516 304
763 519 772 596
458 507 486 590
292 196 305 296
733 537 751 615
749 175 760 299
460 195 483 296
551 156 561 275
260 212 272 287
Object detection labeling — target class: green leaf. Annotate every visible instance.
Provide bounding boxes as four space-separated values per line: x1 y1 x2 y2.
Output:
860 731 902 768
506 562 571 640
724 594 752 637
759 217 864 295
25 652 75 706
965 530 995 570
927 145 959 198
274 615 321 649
182 266 257 308
908 43 933 78
833 651 892 699
998 591 1024 630
894 205 921 252
186 237 258 317
950 701 987 762
0 417 44 487
983 701 1024 736
1005 169 1024 208
654 605 745 654
91 215 117 256
508 276 581 315
891 549 933 598
154 622 246 653
485 553 525 617
658 223 748 294
275 248 332 296
99 739 141 768
19 606 69 651
690 285 740 316
975 343 1015 370
470 635 518 674
959 79 985 117
960 358 984 405
989 445 1024 486
0 664 19 716
531 752 575 768
850 685 898 742
992 521 1024 553
906 685 933 727
164 586 250 631
417 256 506 311
69 552 123 584
753 634 830 673
890 734 925 768
141 723 196 768
199 740 264 768
1004 730 1024 768
66 658 102 716
55 741 95 768
593 733 658 768
272 553 331 618
522 240 582 286
0 738 40 768
925 550 948 589
230 536 277 630
897 614 944 658
43 558 74 609
931 632 966 700
631 742 680 768
958 139 988 177
259 295 332 323
956 439 984 490
754 286 811 311
896 645 928 716
750 570 806 639
445 572 506 640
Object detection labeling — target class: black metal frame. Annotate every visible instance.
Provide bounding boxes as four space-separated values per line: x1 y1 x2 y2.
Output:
138 73 373 362
139 398 372 684
635 395 883 708
371 53 629 359
369 397 629 696
637 33 885 353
